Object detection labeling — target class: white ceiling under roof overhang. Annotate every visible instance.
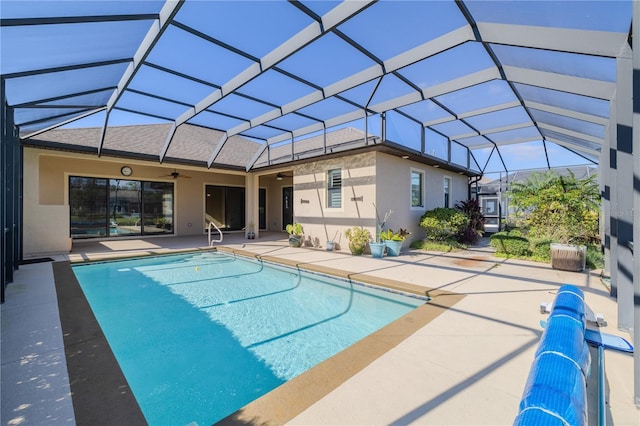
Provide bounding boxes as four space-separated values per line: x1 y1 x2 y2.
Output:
0 0 632 174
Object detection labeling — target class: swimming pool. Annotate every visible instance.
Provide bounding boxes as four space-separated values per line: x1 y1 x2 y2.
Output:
71 250 428 425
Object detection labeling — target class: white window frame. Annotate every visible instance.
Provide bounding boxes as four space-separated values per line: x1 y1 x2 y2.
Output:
443 176 451 208
326 168 343 209
410 168 425 210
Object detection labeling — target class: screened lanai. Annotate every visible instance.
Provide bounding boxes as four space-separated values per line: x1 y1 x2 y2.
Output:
2 0 629 172
1 0 639 406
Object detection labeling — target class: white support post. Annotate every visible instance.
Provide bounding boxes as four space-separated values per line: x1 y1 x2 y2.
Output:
632 0 640 407
245 174 260 239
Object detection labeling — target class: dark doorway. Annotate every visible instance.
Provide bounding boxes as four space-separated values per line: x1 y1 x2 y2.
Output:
259 188 266 230
282 186 293 231
205 185 245 231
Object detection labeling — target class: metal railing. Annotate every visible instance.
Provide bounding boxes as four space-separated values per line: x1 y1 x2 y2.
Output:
207 221 223 246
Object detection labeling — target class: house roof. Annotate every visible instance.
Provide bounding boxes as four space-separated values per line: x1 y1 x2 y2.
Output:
1 1 632 175
29 123 411 172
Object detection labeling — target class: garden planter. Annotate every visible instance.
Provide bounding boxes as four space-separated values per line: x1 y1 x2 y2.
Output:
550 243 586 272
369 242 386 258
384 240 403 256
288 235 303 247
349 241 366 255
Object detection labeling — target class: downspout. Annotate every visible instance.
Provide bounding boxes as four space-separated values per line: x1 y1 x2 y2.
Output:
469 176 481 200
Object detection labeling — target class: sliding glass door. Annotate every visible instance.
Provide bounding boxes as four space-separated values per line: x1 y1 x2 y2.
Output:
142 181 174 234
70 177 109 238
70 176 174 239
205 185 266 232
205 185 245 231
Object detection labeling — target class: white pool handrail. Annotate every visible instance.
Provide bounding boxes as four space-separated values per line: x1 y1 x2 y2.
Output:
207 221 223 246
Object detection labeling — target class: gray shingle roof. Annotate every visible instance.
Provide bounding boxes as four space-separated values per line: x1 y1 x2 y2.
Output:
28 123 263 168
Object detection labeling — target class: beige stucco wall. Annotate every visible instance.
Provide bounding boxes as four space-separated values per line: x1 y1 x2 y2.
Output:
290 152 469 248
22 147 471 256
376 154 469 243
423 167 468 210
258 174 293 232
292 152 377 249
23 149 71 256
23 147 246 256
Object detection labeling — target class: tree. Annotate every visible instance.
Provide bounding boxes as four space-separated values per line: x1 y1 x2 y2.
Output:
508 170 599 245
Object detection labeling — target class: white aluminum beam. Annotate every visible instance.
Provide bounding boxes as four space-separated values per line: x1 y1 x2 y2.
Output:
525 100 610 126
477 22 628 57
633 0 640 407
206 133 228 168
422 67 501 100
245 143 269 172
164 1 376 163
457 100 522 120
537 122 604 145
100 0 184 156
469 135 541 150
480 121 533 136
545 137 600 157
504 66 616 100
384 25 474 72
22 107 106 139
216 25 477 155
265 110 365 146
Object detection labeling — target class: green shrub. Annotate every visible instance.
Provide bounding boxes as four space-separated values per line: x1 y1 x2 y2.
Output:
531 239 552 262
505 228 523 237
489 231 531 256
410 239 463 252
585 245 604 270
420 208 469 242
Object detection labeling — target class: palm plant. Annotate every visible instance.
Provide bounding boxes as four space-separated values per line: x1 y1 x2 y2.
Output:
508 170 600 245
455 198 485 244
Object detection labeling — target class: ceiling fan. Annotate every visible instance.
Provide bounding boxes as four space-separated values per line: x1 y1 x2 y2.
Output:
276 172 292 180
160 169 191 179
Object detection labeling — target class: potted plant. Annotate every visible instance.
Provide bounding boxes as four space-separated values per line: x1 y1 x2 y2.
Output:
345 227 371 255
286 223 304 247
326 230 339 251
370 204 393 258
246 222 255 239
379 228 409 256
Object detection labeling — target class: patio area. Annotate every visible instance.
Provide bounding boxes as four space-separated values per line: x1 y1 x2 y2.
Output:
2 234 638 425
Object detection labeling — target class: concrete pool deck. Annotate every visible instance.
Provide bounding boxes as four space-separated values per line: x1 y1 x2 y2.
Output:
2 233 638 425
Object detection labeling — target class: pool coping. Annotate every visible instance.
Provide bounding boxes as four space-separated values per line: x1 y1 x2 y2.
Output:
54 247 465 425
215 247 465 425
52 261 147 426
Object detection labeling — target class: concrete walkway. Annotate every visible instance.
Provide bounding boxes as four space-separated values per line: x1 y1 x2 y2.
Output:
2 234 638 425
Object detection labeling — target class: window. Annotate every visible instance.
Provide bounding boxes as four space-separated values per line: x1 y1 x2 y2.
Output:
411 170 424 208
444 176 451 208
327 168 342 208
70 176 174 238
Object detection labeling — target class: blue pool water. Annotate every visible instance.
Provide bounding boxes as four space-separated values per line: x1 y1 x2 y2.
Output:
71 251 426 425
